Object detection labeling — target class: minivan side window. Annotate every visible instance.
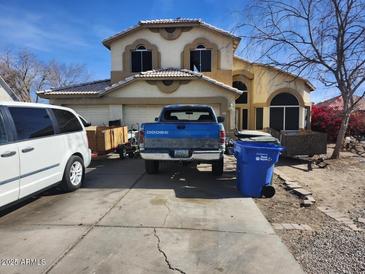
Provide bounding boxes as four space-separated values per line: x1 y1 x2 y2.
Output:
0 112 8 145
52 109 82 134
9 107 54 140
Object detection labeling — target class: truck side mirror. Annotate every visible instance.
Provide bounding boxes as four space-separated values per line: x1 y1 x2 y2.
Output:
154 117 159 121
217 116 225 123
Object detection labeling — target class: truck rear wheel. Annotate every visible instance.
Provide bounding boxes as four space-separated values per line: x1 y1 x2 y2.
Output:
212 157 224 176
145 160 159 174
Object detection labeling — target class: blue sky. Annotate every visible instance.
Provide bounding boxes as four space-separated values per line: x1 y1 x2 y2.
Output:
0 0 338 102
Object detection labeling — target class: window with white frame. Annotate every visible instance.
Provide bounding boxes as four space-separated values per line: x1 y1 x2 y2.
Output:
131 45 152 72
269 93 299 131
190 45 211 72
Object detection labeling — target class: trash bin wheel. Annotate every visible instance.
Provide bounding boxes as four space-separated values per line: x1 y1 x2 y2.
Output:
212 157 224 176
262 185 275 198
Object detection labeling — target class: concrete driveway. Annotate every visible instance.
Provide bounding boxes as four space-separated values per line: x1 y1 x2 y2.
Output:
0 156 303 274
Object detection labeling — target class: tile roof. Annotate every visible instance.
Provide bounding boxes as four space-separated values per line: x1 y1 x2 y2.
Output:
136 68 197 78
316 95 365 111
103 68 242 95
37 79 110 95
139 18 201 24
233 55 315 91
38 69 242 96
102 18 240 49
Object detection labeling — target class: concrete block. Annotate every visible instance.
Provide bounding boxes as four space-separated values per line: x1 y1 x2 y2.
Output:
272 223 284 230
286 182 303 190
357 217 365 224
328 212 346 220
346 223 362 231
292 224 304 230
301 224 313 231
305 196 316 203
300 200 313 207
336 217 353 224
317 206 330 212
294 188 312 196
282 223 295 230
279 174 292 182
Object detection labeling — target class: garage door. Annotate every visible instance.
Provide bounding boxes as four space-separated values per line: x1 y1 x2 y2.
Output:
67 105 110 126
123 105 164 129
123 104 221 129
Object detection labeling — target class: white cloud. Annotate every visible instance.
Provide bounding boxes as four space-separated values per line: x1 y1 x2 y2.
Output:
0 4 90 52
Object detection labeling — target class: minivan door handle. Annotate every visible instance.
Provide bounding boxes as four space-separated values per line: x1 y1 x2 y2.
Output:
1 151 16 158
21 147 34 153
177 125 186 130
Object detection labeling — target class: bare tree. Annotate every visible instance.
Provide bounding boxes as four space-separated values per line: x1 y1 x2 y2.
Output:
237 0 365 159
0 49 42 101
0 49 89 102
46 61 89 88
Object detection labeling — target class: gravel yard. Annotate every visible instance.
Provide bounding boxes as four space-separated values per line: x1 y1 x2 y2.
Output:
255 176 365 274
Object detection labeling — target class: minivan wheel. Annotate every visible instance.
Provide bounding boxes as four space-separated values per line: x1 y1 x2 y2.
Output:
61 155 85 192
212 157 224 176
145 160 159 174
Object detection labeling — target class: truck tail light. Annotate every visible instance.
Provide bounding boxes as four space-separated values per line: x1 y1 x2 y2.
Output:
219 130 225 144
139 130 144 144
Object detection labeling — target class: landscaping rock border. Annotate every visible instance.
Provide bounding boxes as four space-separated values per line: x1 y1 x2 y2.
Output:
318 206 363 232
274 169 316 207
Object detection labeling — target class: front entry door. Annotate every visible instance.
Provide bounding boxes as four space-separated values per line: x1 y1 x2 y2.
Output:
235 108 248 130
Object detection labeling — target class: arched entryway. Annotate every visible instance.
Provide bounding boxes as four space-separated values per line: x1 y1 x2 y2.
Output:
270 93 299 130
233 81 248 130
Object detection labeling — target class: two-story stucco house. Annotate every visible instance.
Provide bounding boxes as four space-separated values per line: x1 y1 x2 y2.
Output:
38 18 314 133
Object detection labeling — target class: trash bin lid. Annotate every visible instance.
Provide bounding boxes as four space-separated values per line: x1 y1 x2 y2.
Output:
235 130 271 139
236 140 284 151
239 136 281 144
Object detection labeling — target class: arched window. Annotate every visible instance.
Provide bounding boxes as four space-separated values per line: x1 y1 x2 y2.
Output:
190 45 211 72
270 93 299 131
233 81 248 104
131 45 152 72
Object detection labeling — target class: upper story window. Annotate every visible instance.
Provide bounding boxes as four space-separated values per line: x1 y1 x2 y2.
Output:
131 45 152 72
233 81 248 104
190 45 211 72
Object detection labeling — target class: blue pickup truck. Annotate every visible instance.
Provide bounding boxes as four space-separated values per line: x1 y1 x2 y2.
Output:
140 105 226 175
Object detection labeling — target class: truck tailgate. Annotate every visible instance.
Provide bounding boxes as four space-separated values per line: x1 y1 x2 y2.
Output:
143 122 220 149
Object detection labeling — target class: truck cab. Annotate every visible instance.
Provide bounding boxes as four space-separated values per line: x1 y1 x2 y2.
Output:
140 104 225 175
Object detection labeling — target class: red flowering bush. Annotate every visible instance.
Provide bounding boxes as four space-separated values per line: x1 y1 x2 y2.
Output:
311 105 365 142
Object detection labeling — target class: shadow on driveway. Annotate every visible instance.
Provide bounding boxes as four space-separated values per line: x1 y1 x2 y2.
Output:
0 157 241 218
84 157 242 199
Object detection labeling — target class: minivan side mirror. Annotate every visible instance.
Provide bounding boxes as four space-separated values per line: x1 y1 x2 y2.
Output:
154 117 159 121
217 116 225 123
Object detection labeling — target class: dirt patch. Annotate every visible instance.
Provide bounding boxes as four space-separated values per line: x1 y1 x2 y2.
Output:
255 176 333 230
276 145 365 220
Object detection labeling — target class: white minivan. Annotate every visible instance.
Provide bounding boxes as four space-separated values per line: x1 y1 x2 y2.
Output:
0 102 91 208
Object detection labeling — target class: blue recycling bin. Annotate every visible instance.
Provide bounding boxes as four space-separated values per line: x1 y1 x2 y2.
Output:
234 140 284 198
